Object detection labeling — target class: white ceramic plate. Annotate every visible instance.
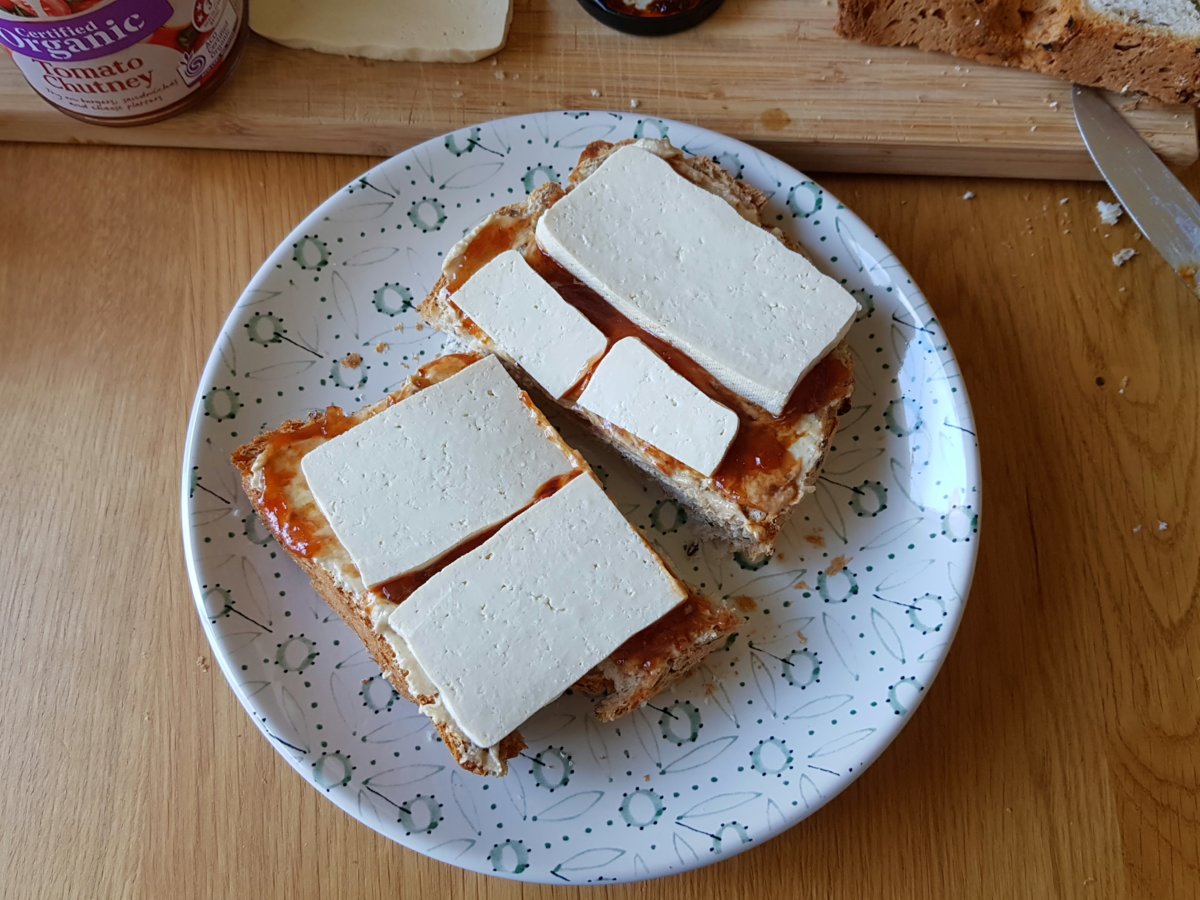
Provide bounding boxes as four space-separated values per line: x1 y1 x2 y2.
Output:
182 112 980 884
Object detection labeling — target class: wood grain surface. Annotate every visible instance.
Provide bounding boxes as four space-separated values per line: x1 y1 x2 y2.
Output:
0 1 1196 179
0 142 1197 898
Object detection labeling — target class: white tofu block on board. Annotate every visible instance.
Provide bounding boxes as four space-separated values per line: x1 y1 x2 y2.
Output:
251 0 513 63
536 145 858 415
451 250 608 398
300 355 577 589
388 473 687 749
578 337 738 476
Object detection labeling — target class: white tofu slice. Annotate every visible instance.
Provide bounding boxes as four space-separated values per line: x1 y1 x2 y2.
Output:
578 337 738 476
251 0 513 63
450 250 608 398
300 355 577 589
388 473 687 749
535 145 858 415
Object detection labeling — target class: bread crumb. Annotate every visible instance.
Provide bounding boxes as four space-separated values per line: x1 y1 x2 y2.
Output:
394 323 405 333
1118 375 1129 395
643 774 651 782
450 91 464 99
1049 100 1059 109
490 58 497 66
1059 197 1069 205
341 352 363 369
512 72 520 80
1030 125 1038 132
962 191 975 200
494 70 505 80
196 656 210 672
375 342 389 353
414 322 425 332
803 532 825 548
826 555 851 576
733 595 758 613
1158 521 1169 531
629 98 640 109
1132 525 1142 534
865 58 872 64
1097 200 1124 226
793 580 810 591
795 630 808 645
1112 248 1136 267
590 88 601 98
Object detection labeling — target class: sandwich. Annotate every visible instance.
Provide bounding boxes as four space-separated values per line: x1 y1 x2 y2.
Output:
420 138 858 562
232 353 739 776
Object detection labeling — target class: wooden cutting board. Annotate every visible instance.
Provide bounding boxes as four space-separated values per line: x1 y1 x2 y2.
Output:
0 0 1194 178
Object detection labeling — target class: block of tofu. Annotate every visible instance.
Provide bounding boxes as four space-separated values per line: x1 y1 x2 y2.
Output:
451 250 608 398
536 145 858 415
386 473 688 749
300 355 578 588
251 0 512 63
578 337 738 476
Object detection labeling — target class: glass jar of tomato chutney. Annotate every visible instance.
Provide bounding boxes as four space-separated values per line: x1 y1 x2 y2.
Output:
0 0 246 125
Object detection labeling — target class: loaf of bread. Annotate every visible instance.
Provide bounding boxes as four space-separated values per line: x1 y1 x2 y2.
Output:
421 139 855 563
836 0 1200 105
231 353 739 776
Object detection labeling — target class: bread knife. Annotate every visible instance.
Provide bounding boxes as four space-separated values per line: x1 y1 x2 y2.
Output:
1073 85 1200 300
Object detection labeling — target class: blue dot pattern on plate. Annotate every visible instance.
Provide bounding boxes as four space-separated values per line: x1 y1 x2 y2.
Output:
182 112 981 885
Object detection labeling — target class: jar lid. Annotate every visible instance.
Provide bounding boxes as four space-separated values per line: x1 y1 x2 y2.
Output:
575 0 725 36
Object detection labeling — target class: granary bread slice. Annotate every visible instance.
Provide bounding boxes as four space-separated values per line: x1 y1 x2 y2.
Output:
836 0 1200 105
421 139 856 562
231 353 739 776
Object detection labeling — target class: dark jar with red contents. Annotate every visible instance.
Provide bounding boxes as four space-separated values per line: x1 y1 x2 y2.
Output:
0 0 246 125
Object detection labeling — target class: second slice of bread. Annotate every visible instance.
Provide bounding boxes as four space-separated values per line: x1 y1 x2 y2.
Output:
421 139 855 562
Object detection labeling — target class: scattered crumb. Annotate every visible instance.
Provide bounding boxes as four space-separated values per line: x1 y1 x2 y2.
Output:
1158 521 1169 531
1059 197 1069 205
196 656 210 672
703 681 718 697
512 72 520 80
450 91 464 100
1097 200 1124 226
826 555 851 577
793 580 810 591
962 191 976 200
143 711 152 722
590 88 601 98
1049 100 1059 109
414 322 425 332
1132 525 1143 534
1118 375 1129 395
1112 248 1137 267
733 595 758 613
394 323 405 333
375 342 389 353
803 532 825 548
490 58 497 66
361 677 373 686
795 631 808 646
643 774 651 782
494 69 505 80
1030 125 1038 132
341 352 363 369
629 98 640 109
865 58 872 64
1120 81 1131 94
1119 286 1127 293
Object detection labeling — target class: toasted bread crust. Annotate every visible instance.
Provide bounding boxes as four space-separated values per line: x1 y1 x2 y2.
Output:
836 0 1200 106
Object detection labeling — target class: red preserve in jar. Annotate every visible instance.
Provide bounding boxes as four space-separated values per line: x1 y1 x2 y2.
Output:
0 0 246 125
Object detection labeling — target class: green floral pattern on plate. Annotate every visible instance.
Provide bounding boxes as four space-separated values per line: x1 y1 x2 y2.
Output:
181 112 981 884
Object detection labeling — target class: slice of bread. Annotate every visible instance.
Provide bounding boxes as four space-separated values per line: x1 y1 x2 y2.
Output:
231 353 739 776
421 139 855 562
837 0 1200 105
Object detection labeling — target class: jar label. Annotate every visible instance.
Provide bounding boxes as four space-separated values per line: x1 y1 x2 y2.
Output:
1 0 243 120
0 0 172 61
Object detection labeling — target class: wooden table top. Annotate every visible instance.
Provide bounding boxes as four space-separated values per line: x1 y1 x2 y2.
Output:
2 140 1197 898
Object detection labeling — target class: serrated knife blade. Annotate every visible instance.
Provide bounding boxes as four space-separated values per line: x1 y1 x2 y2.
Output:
1073 85 1200 299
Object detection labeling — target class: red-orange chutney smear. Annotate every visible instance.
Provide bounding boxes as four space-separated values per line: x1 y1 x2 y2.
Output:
445 212 852 501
